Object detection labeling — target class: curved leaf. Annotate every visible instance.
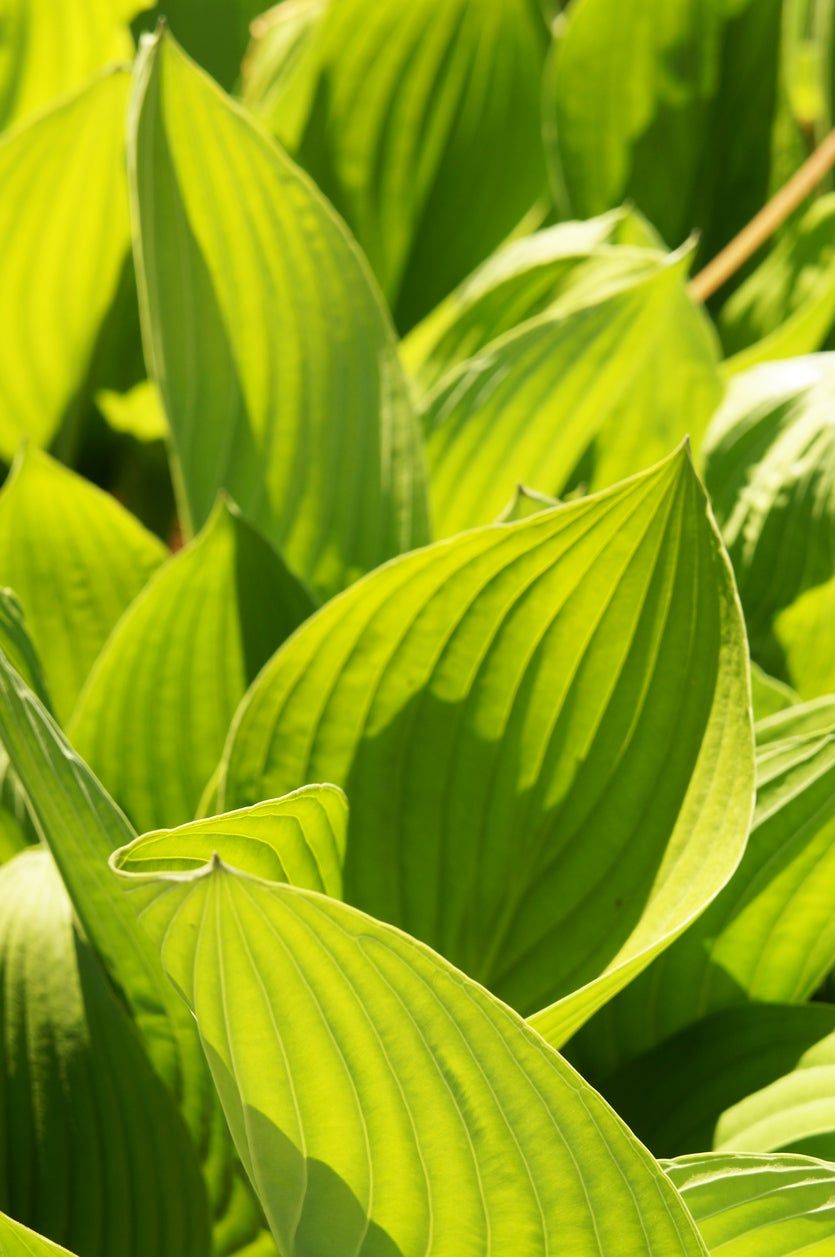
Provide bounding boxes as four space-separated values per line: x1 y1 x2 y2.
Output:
588 1003 835 1158
242 0 549 330
0 652 276 1256
569 699 835 1072
0 448 165 722
704 356 835 647
111 854 708 1256
665 1152 835 1255
423 254 722 537
751 663 797 721
129 29 428 597
70 499 314 832
0 1213 78 1256
220 447 754 1045
0 849 209 1256
0 70 131 457
0 592 50 860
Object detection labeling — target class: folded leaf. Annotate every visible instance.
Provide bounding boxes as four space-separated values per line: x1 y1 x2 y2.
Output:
569 699 835 1073
0 448 165 723
704 356 835 650
0 651 276 1256
243 0 549 330
0 849 209 1256
130 29 428 597
221 447 754 1044
71 499 314 832
0 592 50 860
112 855 708 1256
665 1152 835 1255
423 255 722 536
588 1003 835 1158
0 0 139 132
0 70 131 457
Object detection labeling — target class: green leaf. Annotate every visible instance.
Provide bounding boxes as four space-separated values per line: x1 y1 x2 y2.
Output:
0 1212 79 1256
775 575 835 698
242 0 549 330
0 651 276 1256
114 786 347 898
0 447 166 723
0 592 50 861
703 356 835 650
0 0 140 132
569 698 835 1073
0 848 210 1256
139 0 266 90
423 255 722 537
111 855 708 1256
70 499 314 833
400 208 667 397
129 29 428 598
585 1003 835 1159
751 662 798 721
719 195 835 373
96 380 168 443
757 694 835 744
665 1152 835 1255
0 70 132 457
220 447 754 1045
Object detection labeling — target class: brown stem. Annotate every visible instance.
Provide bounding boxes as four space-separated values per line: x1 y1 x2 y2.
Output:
688 126 835 304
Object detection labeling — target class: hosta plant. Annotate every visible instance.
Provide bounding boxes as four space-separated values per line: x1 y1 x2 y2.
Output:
2 1 835 1254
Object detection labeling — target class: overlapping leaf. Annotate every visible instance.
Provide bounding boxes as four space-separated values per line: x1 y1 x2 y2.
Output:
0 849 209 1257
220 448 754 1045
422 253 723 536
0 1212 79 1257
775 576 835 698
129 30 428 598
0 448 165 722
71 500 314 832
666 1152 835 1255
243 0 549 330
111 852 709 1256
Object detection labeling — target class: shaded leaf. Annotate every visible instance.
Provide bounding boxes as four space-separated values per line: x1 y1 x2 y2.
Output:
111 854 708 1256
0 71 132 457
71 499 314 832
0 849 209 1256
423 255 722 537
665 1151 835 1255
0 447 165 723
243 0 549 330
220 448 753 1045
130 29 428 598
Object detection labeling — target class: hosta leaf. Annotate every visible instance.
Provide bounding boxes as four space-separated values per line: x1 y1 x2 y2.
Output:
0 0 140 132
719 195 835 373
243 0 549 330
220 447 754 1045
401 209 665 396
0 447 165 723
589 1003 835 1158
114 786 347 898
775 576 835 698
665 1152 835 1255
569 699 835 1073
0 1213 78 1256
424 255 722 537
141 0 266 90
112 855 708 1256
0 849 209 1256
0 592 50 861
96 380 167 443
130 29 428 598
71 499 314 833
0 70 131 457
704 356 835 648
0 652 276 1256
750 663 797 721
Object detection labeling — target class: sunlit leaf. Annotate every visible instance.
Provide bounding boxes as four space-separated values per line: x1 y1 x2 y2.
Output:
221 448 753 1045
130 29 428 597
775 575 835 698
96 380 167 443
0 71 131 457
111 854 709 1256
71 499 314 832
0 448 165 723
0 1212 79 1256
751 663 798 721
